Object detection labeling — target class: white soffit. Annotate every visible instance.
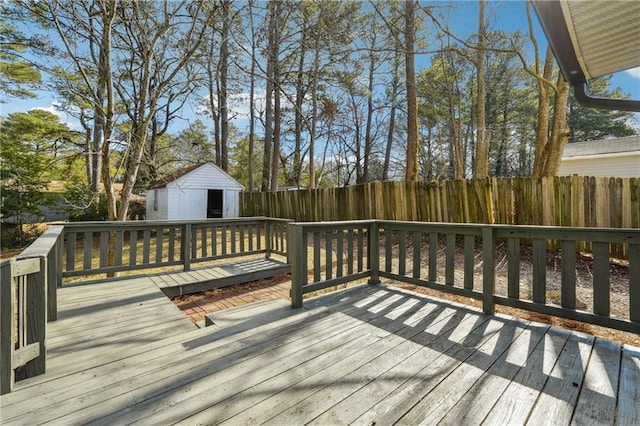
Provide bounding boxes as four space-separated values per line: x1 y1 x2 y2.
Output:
561 0 640 80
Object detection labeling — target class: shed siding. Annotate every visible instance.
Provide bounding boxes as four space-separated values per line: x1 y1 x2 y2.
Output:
146 188 169 221
145 163 243 220
558 152 640 177
167 188 208 220
224 189 239 217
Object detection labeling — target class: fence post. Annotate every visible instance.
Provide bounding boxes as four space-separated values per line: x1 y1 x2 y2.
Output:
182 223 191 271
368 221 380 285
288 223 304 308
482 226 495 314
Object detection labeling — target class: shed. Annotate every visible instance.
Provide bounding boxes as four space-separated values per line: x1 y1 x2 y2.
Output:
557 136 640 178
146 163 244 221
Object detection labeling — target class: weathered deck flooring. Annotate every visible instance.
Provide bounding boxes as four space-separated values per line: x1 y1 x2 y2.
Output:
2 280 640 425
148 256 290 297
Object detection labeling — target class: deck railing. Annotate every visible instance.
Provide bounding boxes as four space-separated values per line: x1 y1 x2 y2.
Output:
0 217 288 394
288 220 640 334
62 217 290 278
3 216 638 394
1 225 64 394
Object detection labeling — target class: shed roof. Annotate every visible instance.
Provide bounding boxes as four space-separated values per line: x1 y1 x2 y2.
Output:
148 162 243 190
148 164 201 189
562 136 640 158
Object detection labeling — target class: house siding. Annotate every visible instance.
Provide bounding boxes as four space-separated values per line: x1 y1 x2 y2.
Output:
558 152 640 177
558 137 640 178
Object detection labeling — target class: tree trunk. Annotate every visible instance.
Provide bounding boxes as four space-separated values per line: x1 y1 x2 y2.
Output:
404 0 418 182
383 35 401 181
207 47 220 166
293 32 306 187
543 74 570 176
532 47 554 178
261 1 277 191
271 68 281 192
473 0 489 178
219 0 230 171
248 0 256 192
309 46 320 189
363 34 376 183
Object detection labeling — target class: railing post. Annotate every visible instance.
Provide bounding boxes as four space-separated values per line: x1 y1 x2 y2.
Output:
47 234 60 321
2 256 48 395
182 223 191 271
24 256 47 378
368 221 380 285
1 260 13 394
482 226 495 314
288 223 304 308
265 220 272 258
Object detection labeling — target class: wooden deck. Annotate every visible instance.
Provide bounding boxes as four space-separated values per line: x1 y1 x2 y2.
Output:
2 277 640 425
148 256 290 297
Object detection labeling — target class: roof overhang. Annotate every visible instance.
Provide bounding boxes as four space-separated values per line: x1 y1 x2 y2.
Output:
532 0 640 112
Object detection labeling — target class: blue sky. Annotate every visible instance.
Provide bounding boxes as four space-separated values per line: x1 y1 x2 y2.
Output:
2 0 639 132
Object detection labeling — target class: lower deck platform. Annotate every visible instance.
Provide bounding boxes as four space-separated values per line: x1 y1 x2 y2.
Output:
148 256 290 297
1 276 639 425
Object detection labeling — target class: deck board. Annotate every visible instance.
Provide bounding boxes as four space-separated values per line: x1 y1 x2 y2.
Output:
2 274 639 425
148 257 290 297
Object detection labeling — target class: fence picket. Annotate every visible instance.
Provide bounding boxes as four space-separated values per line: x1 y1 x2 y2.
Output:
242 177 638 259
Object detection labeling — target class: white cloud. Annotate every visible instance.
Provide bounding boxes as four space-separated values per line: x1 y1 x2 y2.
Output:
29 102 83 131
624 67 640 79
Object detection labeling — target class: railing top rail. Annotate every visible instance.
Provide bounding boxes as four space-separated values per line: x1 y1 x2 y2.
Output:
290 220 377 230
290 219 640 241
492 225 640 244
266 217 294 224
16 225 64 259
377 220 484 235
61 217 273 230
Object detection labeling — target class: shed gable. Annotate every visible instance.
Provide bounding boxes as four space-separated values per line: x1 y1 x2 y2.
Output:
153 163 243 191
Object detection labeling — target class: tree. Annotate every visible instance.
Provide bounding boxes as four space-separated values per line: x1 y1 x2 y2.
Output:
0 16 42 100
229 135 264 190
112 1 211 220
473 0 489 178
170 120 217 168
404 0 419 182
0 110 76 240
23 0 120 207
261 0 283 192
515 4 570 178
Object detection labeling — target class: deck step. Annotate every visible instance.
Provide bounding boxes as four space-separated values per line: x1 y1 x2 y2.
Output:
151 257 291 297
204 298 295 332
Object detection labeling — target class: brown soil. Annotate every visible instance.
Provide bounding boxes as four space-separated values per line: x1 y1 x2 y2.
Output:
171 274 292 323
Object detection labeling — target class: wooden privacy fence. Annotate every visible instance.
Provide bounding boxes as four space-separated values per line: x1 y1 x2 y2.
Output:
242 176 640 227
287 220 640 334
243 177 639 258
